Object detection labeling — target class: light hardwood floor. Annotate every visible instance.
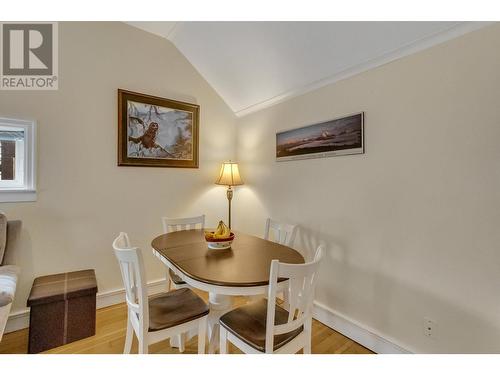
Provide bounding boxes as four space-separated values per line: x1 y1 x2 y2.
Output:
0 291 373 354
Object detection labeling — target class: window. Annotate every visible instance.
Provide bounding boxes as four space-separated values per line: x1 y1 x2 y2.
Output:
0 118 36 202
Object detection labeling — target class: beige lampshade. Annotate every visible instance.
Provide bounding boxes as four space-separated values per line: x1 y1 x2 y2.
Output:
215 162 244 186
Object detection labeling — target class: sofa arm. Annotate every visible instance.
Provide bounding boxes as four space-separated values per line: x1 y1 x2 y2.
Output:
0 265 19 307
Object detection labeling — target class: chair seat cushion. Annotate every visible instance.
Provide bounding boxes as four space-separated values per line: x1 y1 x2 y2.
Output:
0 265 20 307
219 298 303 352
169 268 186 285
148 288 208 332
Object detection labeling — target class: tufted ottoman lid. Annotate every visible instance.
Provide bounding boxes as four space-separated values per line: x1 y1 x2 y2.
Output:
27 269 97 307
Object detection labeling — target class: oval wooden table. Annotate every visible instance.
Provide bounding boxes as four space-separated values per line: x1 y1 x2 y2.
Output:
151 229 304 353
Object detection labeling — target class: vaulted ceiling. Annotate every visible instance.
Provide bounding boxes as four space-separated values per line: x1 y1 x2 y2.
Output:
127 21 488 116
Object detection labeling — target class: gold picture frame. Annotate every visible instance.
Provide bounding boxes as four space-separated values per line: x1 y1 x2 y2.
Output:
118 89 199 168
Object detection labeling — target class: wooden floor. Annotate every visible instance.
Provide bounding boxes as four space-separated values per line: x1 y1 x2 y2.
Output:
0 291 373 354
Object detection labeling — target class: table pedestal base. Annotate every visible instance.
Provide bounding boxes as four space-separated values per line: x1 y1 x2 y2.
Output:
207 292 232 354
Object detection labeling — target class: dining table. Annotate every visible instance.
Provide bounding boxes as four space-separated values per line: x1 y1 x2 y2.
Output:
151 229 304 353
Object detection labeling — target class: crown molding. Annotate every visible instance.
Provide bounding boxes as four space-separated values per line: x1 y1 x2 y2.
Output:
234 21 493 117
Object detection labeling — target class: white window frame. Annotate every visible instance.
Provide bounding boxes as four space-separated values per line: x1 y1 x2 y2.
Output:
0 117 37 202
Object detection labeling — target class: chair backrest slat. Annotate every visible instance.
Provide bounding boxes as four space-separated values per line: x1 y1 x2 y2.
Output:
112 232 149 331
264 218 297 247
265 245 323 353
162 215 206 234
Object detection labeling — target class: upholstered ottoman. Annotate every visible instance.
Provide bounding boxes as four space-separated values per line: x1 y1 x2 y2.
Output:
27 269 97 353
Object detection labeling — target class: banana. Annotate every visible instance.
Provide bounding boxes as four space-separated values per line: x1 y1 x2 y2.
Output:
213 221 231 239
214 221 224 236
221 223 230 238
206 220 233 240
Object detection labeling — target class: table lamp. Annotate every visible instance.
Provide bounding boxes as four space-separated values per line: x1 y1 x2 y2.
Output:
215 161 244 229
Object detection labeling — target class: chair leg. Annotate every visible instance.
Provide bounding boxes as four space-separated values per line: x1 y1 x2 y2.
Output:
177 333 185 353
138 335 148 354
123 317 134 354
198 317 207 354
303 318 312 354
303 340 311 354
219 326 228 354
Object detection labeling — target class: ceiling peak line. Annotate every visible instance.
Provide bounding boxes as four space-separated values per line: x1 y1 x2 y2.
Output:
166 21 182 40
126 21 492 118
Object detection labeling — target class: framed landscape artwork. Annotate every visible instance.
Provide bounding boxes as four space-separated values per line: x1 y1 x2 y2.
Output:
276 112 364 162
118 89 199 168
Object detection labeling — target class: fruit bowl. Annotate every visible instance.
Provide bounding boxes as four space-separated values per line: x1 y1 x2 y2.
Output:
205 232 235 250
204 221 234 249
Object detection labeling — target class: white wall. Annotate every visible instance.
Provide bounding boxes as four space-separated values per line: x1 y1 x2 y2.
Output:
234 23 500 353
0 22 236 312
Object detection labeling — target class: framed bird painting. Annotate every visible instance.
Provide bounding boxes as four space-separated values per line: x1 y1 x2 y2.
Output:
117 89 199 168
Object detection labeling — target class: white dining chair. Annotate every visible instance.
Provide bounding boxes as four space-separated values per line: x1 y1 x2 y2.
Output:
263 218 298 305
161 215 205 290
219 245 323 354
113 232 208 354
264 218 298 247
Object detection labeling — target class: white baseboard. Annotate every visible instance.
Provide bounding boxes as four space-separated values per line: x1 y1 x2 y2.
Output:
4 278 167 334
312 301 412 354
4 309 29 334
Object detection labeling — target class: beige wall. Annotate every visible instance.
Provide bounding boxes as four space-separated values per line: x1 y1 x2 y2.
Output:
235 24 500 353
2 21 499 353
0 22 236 312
